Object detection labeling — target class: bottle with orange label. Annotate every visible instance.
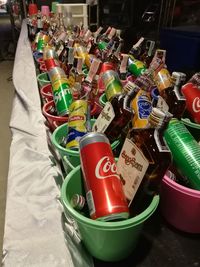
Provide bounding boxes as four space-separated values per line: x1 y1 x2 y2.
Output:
117 108 173 215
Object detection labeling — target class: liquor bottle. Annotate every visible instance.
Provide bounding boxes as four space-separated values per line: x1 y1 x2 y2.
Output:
117 108 173 215
92 91 133 146
139 40 156 68
128 37 145 59
154 68 187 119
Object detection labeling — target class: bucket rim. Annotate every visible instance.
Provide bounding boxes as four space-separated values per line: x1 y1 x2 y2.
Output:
37 71 50 82
40 84 53 96
51 121 120 156
163 175 200 198
61 165 160 230
42 100 68 121
181 118 200 129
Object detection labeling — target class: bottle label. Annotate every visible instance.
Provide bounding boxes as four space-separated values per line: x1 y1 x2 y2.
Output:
116 138 149 204
156 96 169 112
120 54 129 74
92 102 115 133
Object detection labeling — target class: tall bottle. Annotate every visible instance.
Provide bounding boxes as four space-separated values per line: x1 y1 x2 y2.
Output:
117 108 173 215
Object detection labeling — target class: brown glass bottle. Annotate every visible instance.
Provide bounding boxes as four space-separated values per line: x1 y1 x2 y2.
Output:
155 69 186 119
127 108 172 215
104 93 133 144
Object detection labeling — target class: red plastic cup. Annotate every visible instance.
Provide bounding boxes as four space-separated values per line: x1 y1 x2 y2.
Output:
28 3 38 16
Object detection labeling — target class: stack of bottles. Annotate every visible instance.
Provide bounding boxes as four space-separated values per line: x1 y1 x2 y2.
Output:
27 4 200 222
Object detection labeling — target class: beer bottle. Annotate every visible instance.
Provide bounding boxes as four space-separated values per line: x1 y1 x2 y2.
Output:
117 108 172 215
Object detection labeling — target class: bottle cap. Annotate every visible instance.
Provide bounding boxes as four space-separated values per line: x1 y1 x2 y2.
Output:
70 194 86 210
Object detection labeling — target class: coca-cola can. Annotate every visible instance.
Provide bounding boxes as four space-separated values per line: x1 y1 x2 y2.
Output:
181 82 200 123
79 132 129 221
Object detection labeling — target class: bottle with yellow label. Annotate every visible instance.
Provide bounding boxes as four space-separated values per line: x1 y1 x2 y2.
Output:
131 89 152 128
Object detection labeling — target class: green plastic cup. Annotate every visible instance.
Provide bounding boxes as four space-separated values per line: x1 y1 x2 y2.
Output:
61 165 160 262
181 118 200 142
51 120 120 173
51 1 58 13
37 72 51 89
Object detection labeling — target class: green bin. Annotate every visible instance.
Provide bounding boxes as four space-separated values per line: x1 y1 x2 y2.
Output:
51 120 120 173
61 165 160 262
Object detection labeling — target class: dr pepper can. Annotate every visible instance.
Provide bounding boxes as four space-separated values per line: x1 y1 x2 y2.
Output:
79 132 129 221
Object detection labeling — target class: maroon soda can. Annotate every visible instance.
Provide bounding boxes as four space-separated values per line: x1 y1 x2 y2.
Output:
79 132 129 221
181 82 200 124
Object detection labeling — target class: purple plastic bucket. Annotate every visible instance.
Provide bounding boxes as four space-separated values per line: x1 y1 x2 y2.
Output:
160 174 200 233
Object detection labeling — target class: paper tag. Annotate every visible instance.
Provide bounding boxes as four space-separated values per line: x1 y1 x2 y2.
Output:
92 102 115 133
120 54 129 74
85 58 101 84
56 44 64 57
116 138 149 203
156 96 169 112
132 37 144 49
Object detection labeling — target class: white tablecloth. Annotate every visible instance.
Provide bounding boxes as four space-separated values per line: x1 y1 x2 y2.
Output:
2 20 93 267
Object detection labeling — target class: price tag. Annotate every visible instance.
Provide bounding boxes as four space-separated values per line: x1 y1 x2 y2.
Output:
92 102 115 133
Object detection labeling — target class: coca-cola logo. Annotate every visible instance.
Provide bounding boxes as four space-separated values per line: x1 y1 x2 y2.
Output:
192 97 200 113
95 156 119 179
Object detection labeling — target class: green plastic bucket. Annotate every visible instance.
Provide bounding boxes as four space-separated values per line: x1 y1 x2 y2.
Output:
99 93 107 107
61 165 160 262
51 120 120 173
37 72 51 89
181 118 200 142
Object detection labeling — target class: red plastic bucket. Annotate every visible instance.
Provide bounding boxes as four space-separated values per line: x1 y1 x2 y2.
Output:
40 84 53 104
160 174 200 233
42 100 68 132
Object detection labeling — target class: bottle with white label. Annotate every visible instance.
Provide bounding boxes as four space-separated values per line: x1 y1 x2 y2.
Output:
117 108 173 215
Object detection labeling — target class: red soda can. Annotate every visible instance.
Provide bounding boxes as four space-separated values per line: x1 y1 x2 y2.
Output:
44 58 60 71
181 82 200 123
79 132 129 221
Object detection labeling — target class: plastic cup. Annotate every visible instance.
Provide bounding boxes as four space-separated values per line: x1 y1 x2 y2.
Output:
28 3 38 16
37 72 51 89
41 5 50 16
181 117 200 142
42 100 68 132
40 84 53 105
61 165 160 262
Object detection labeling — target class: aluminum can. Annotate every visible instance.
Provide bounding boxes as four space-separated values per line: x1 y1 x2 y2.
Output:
164 118 200 190
101 70 123 101
37 34 50 53
66 100 88 149
48 66 67 83
128 56 146 77
79 132 129 221
70 194 86 211
52 78 73 116
181 82 200 124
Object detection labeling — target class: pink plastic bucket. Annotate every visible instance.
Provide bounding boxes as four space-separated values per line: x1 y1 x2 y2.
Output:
160 174 200 233
40 84 53 104
42 100 68 132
